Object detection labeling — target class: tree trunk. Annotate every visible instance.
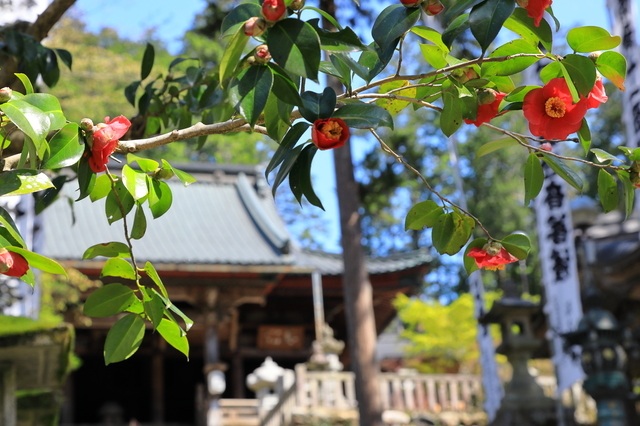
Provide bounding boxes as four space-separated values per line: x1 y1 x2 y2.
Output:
319 1 383 425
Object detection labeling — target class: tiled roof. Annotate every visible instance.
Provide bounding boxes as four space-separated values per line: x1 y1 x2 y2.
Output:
41 163 430 274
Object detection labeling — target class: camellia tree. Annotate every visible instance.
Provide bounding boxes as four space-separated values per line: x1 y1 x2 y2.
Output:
0 0 633 424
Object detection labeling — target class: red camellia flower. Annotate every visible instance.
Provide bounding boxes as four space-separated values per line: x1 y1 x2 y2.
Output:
424 0 444 16
400 0 421 6
464 91 507 127
517 0 552 27
244 17 266 37
89 115 131 173
522 78 588 140
261 0 286 22
586 77 608 109
0 248 29 277
311 118 350 150
467 245 518 271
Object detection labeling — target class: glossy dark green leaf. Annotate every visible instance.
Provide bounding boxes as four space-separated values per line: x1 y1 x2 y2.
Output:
131 203 147 240
272 144 305 197
141 43 155 80
567 26 621 53
332 103 394 129
372 5 421 53
83 242 130 259
55 48 72 70
228 65 273 127
504 7 552 52
578 119 592 156
267 64 303 107
104 314 145 365
501 233 531 260
596 51 627 91
524 152 544 206
21 93 66 130
328 54 354 92
77 156 96 202
83 283 136 317
157 318 189 357
616 170 634 219
122 164 149 201
404 200 444 230
561 54 596 98
463 238 487 275
299 89 326 122
219 26 249 86
40 48 60 88
266 122 309 179
105 179 135 224
432 211 475 256
268 19 321 80
358 40 397 83
221 2 261 36
5 30 24 55
34 175 66 214
124 81 140 107
0 99 50 153
0 169 52 197
0 208 25 248
308 19 367 51
540 153 583 191
444 0 483 21
442 13 470 49
481 39 541 77
42 123 82 169
100 257 137 280
148 179 173 219
469 0 515 53
264 94 290 142
142 288 164 330
298 145 323 210
597 169 618 213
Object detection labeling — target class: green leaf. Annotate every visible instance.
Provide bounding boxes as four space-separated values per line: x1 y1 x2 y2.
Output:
142 288 164 330
299 89 334 122
221 3 261 36
155 292 193 332
504 7 552 52
405 200 444 230
327 55 354 91
105 179 135 224
371 5 421 53
597 169 618 213
308 19 367 51
144 261 169 299
332 103 394 129
83 283 136 317
21 93 66 130
14 73 34 94
268 64 303 107
264 93 290 142
162 161 196 186
122 165 149 201
131 204 147 240
616 170 634 219
90 174 112 202
420 45 448 69
0 169 54 196
540 153 583 191
481 39 541 77
619 146 640 161
539 61 563 83
157 318 190 358
141 43 155 80
0 99 50 154
0 208 26 248
442 14 470 49
83 242 131 259
500 233 531 260
440 87 463 137
376 80 416 115
411 26 450 52
432 211 475 256
596 51 627 91
505 86 539 102
266 122 309 179
578 119 592 156
289 144 324 209
40 48 60 88
561 54 596 98
55 48 72 70
469 0 516 53
219 26 249 87
524 152 544 206
567 26 621 53
463 238 487 275
268 19 321 80
104 314 145 365
590 148 621 164
101 257 137 280
6 246 66 276
127 153 159 173
229 65 273 127
148 179 173 219
42 123 82 169
557 61 580 103
76 156 96 201
124 81 140 107
272 144 305 197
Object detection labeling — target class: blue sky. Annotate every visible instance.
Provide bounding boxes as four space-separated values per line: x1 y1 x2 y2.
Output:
68 0 640 252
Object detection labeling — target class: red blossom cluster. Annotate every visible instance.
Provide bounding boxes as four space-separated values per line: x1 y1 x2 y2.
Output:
467 244 518 271
88 116 132 173
517 0 553 27
311 118 350 150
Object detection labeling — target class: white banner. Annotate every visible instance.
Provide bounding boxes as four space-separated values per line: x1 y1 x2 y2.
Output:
534 167 584 393
608 0 640 149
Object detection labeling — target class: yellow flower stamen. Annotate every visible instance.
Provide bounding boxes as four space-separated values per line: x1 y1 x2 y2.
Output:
544 97 567 118
484 264 506 271
320 121 343 140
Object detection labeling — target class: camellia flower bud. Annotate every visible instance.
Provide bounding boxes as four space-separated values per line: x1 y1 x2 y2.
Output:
255 45 272 64
244 17 267 37
80 118 95 133
423 0 444 16
153 167 175 180
0 87 12 103
262 0 286 22
483 241 503 257
540 142 553 151
477 88 498 105
451 67 480 84
289 0 305 10
0 248 29 277
400 0 421 7
588 51 602 62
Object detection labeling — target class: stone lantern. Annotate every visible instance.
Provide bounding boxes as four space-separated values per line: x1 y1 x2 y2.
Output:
246 357 294 416
563 290 630 426
480 297 556 426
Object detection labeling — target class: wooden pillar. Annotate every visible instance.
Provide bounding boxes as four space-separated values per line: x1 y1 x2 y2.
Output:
0 362 16 426
204 289 225 426
231 353 244 399
151 336 165 423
